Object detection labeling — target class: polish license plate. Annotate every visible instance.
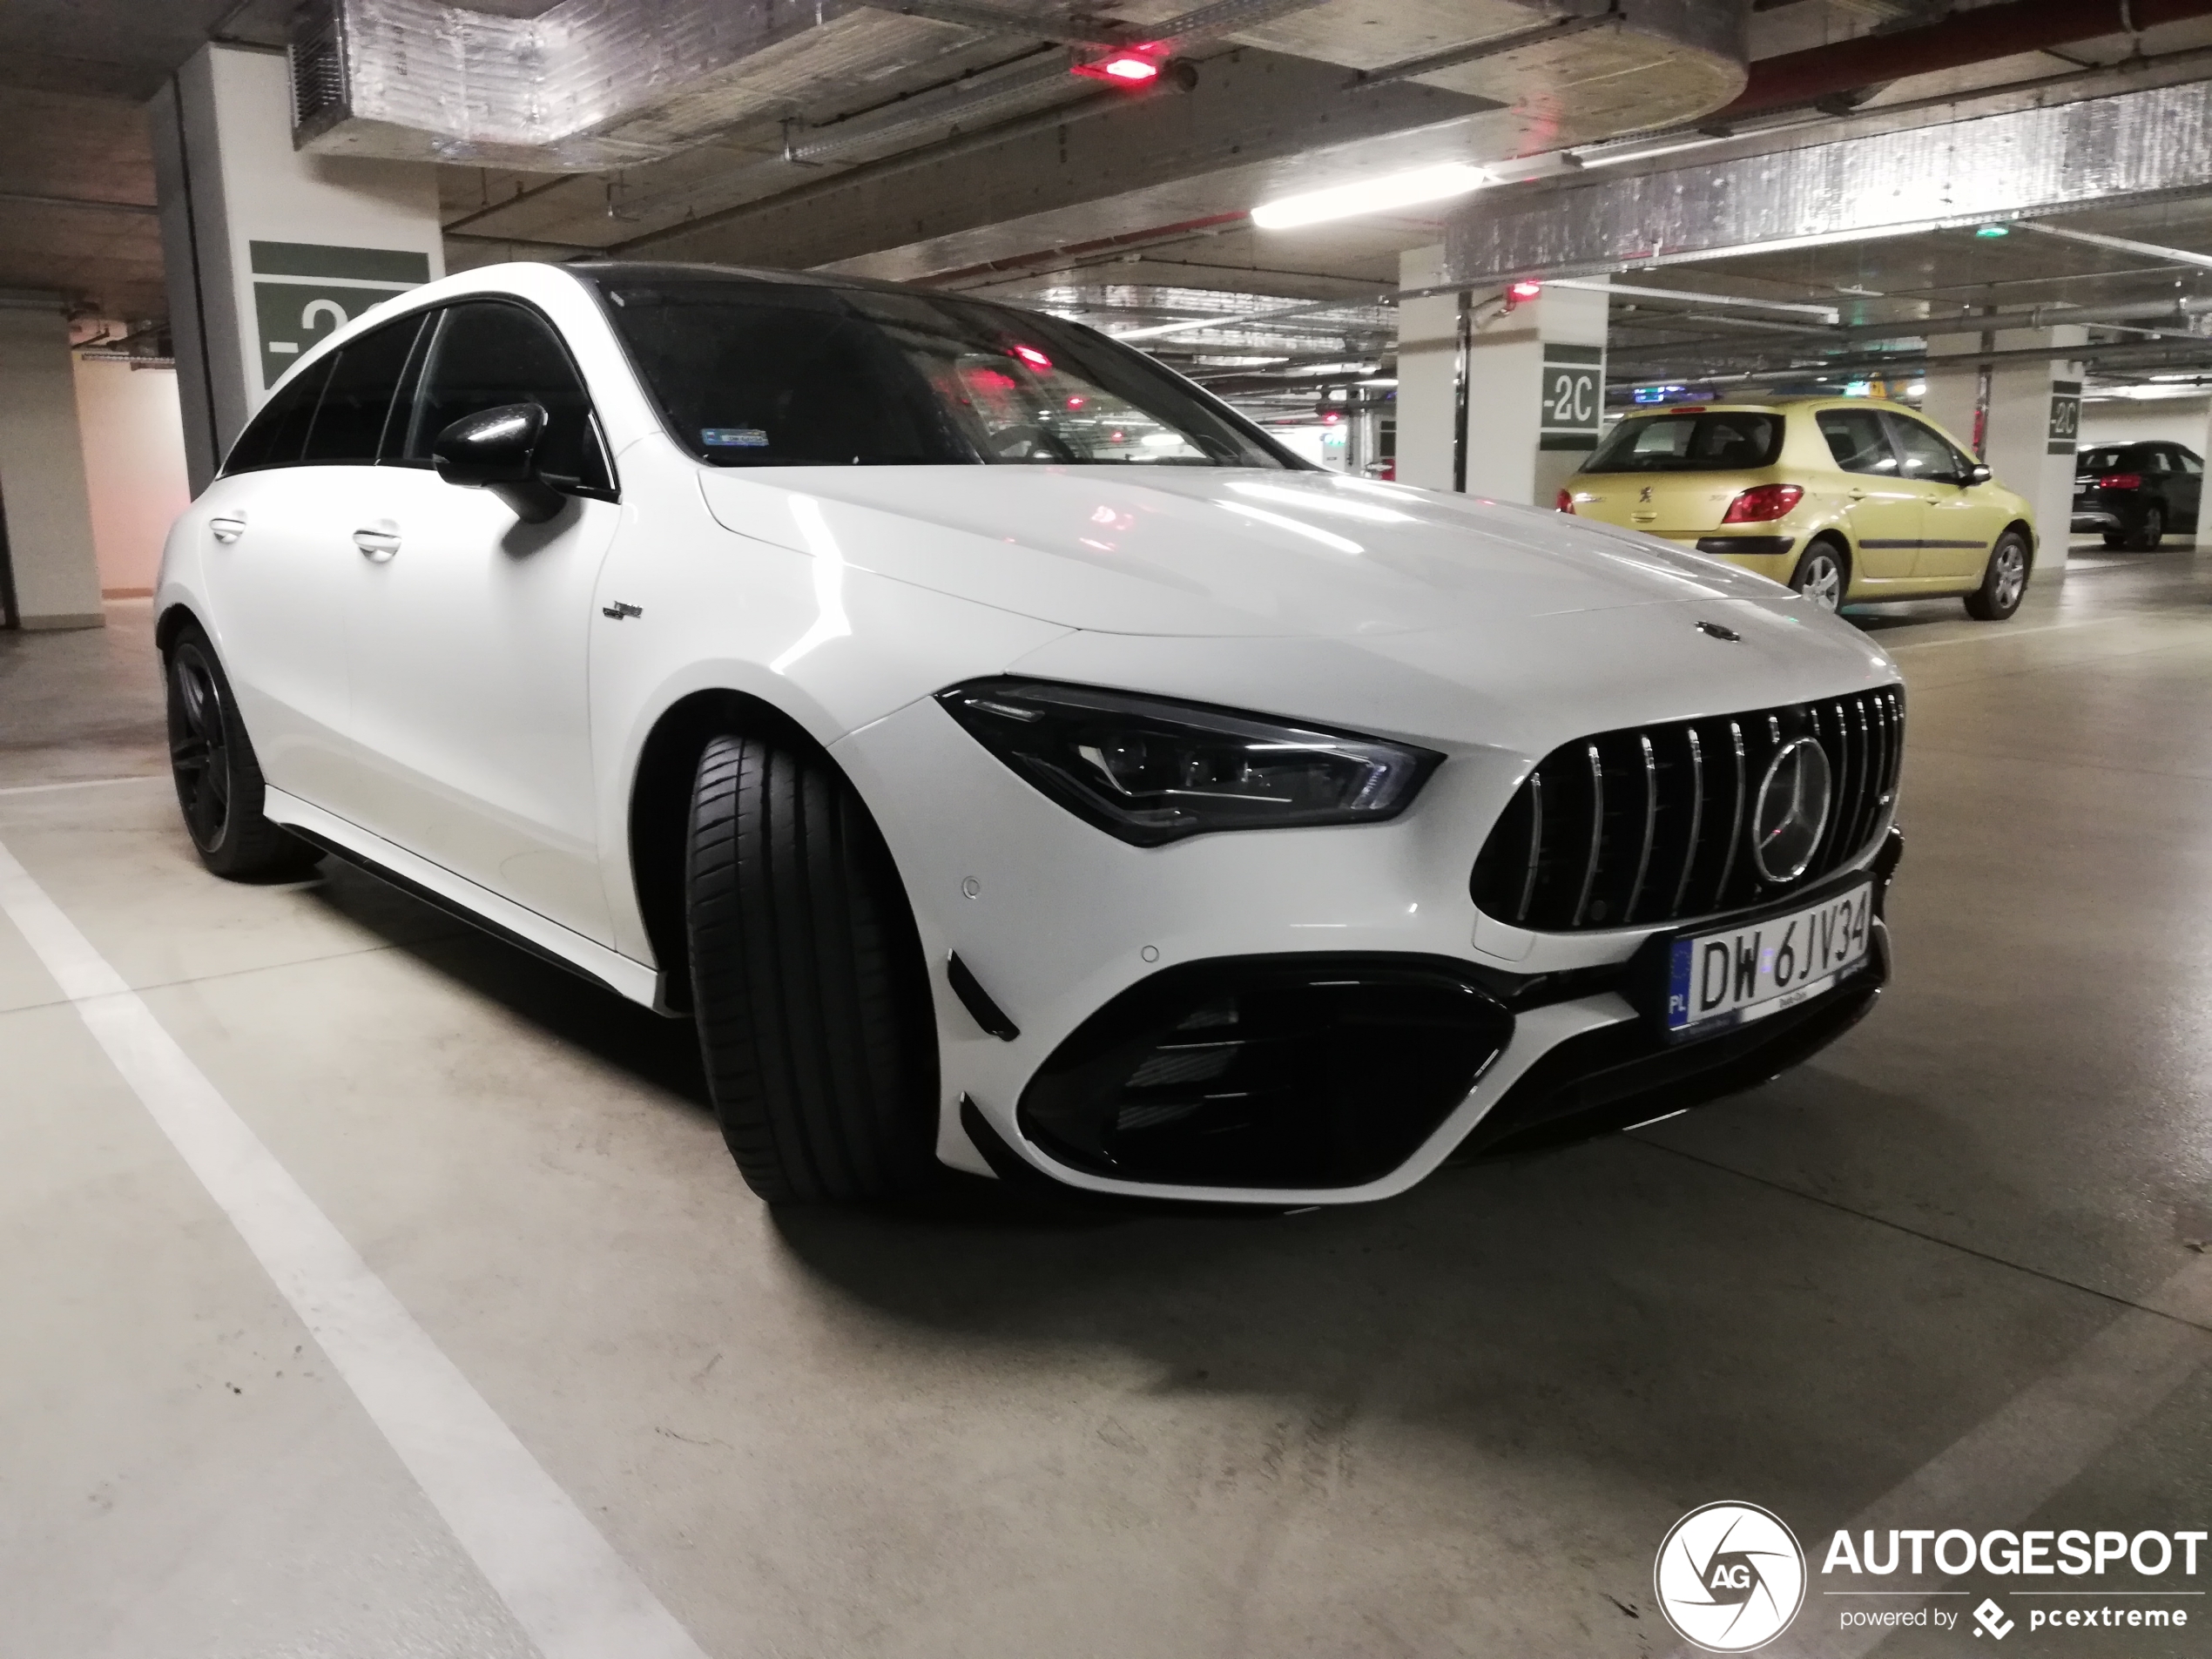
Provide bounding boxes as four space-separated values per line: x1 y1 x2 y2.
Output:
1664 883 1872 1037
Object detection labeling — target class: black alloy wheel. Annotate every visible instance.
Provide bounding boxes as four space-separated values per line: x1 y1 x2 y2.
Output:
2128 504 2166 551
164 623 322 880
685 731 941 1204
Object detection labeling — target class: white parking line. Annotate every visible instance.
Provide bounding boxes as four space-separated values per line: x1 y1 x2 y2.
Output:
0 834 712 1659
1694 1252 2212 1659
0 774 164 796
1883 616 2131 651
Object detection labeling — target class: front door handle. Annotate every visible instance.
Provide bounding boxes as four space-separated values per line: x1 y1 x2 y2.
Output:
210 513 246 543
353 522 401 560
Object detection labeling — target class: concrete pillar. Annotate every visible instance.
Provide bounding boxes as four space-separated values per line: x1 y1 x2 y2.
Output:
0 300 104 631
1393 247 1608 505
1396 246 1459 492
1921 324 2087 577
149 44 443 495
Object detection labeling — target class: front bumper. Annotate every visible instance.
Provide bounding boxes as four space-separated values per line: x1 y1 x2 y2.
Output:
840 683 1903 1205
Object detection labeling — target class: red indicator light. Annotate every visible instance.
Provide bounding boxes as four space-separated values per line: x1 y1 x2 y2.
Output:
1721 482 1805 523
1011 344 1054 370
1072 46 1163 84
2098 472 2142 489
1066 395 1086 409
1555 488 1575 514
1508 279 1543 302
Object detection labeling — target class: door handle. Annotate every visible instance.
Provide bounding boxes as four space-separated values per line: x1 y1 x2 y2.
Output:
1848 487 1868 497
352 522 401 560
210 513 246 543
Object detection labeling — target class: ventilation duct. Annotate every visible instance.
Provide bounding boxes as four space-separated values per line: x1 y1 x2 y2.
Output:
1443 80 2212 286
290 0 1749 174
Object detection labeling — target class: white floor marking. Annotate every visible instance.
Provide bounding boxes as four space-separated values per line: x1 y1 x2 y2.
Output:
0 774 164 796
0 834 712 1659
1884 615 2134 651
1686 1252 2212 1659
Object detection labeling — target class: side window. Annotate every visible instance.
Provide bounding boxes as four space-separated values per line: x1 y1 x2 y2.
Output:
2142 449 2173 474
221 355 334 475
401 301 612 494
299 314 426 466
1816 408 1895 475
2176 448 2204 475
1885 415 1967 482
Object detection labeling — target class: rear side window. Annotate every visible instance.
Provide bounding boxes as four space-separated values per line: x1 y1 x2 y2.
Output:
300 314 425 466
2142 448 2174 473
2078 448 2132 475
400 301 612 494
2177 448 2204 475
1817 408 1897 476
221 355 334 475
1581 411 1782 473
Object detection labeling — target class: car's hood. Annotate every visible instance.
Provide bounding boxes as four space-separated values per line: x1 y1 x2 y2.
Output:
697 464 1792 638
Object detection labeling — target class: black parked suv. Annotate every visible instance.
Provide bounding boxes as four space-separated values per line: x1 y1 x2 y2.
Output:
2073 442 2202 549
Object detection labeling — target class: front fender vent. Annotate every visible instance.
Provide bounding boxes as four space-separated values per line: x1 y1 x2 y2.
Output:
1471 687 1904 934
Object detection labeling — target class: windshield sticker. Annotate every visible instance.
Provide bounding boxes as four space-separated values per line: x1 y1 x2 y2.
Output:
703 428 771 448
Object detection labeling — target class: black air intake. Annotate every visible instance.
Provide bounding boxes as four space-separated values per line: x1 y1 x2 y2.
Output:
1471 688 1903 933
1019 956 1513 1190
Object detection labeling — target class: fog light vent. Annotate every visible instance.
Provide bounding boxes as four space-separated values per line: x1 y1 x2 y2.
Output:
1018 956 1513 1190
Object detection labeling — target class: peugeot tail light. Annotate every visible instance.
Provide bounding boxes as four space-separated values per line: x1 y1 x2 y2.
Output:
1721 483 1805 523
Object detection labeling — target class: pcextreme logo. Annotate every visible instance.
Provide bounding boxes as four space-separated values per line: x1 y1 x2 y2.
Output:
1655 1501 1809 1652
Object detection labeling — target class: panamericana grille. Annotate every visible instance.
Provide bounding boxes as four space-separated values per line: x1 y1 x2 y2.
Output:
1470 687 1904 933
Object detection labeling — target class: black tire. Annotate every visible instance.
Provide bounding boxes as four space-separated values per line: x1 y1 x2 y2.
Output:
1964 529 2032 621
1788 540 1848 612
164 622 323 880
2128 505 2166 551
685 732 940 1204
2102 531 2128 549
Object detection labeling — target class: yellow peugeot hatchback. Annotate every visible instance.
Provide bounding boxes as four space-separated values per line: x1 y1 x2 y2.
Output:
1561 398 2037 621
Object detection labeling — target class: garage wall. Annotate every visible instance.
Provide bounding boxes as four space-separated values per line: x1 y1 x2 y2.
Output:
2079 395 2211 456
71 354 192 597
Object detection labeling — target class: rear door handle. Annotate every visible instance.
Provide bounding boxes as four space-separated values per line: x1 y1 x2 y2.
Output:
353 522 401 560
210 513 246 543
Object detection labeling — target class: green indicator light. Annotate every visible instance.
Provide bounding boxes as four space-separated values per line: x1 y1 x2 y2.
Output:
1975 225 2012 239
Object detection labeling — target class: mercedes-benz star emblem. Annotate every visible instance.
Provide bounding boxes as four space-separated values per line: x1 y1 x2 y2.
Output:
1751 738 1833 882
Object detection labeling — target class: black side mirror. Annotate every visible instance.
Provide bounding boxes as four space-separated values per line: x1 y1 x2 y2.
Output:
1964 462 1993 486
431 402 566 523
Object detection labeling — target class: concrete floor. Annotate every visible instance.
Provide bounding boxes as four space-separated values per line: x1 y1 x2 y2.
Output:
3 547 2209 1659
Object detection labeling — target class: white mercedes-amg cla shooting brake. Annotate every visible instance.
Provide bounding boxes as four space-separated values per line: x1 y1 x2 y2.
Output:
158 260 1905 1208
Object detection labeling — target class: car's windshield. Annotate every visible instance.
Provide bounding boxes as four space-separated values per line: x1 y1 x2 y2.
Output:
587 276 1294 469
1581 410 1784 473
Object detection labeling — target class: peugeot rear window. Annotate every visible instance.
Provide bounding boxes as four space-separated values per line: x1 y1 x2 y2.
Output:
588 278 1296 469
1582 411 1784 473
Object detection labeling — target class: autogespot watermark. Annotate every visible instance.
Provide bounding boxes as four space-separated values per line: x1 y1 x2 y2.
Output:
1655 1509 2205 1650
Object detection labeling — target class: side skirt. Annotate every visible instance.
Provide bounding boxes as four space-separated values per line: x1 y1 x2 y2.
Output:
263 788 664 1011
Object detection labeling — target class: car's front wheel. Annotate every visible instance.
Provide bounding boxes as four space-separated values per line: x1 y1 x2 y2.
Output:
685 732 941 1204
164 621 323 880
1964 529 2032 621
1788 541 1848 611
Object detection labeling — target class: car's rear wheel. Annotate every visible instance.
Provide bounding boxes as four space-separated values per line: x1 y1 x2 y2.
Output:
685 732 940 1204
164 621 323 880
2128 504 2166 551
1788 541 1848 611
1964 529 2032 621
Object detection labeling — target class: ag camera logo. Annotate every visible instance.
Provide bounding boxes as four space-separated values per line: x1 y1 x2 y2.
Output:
1655 1501 1808 1652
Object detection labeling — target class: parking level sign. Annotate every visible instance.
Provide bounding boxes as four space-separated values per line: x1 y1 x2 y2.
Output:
249 240 430 388
1540 343 1605 451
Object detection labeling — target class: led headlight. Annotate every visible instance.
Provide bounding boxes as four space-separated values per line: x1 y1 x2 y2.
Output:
935 678 1441 846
